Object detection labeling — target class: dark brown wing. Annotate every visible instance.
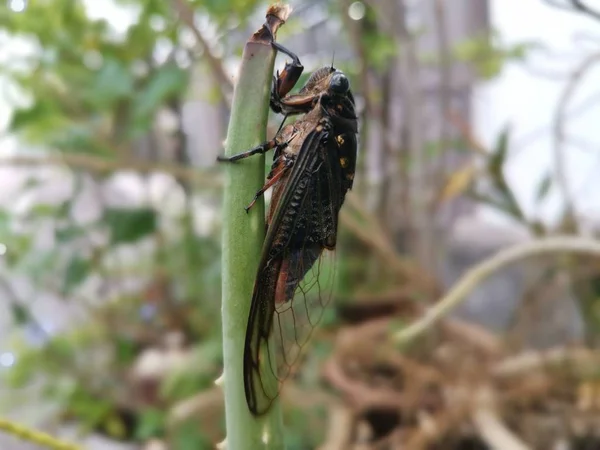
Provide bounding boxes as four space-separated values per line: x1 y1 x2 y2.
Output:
243 116 348 415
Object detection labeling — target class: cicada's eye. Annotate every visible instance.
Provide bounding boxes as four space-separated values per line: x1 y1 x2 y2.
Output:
330 71 349 94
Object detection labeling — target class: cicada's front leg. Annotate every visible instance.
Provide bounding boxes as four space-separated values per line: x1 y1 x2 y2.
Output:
262 21 306 114
269 41 304 114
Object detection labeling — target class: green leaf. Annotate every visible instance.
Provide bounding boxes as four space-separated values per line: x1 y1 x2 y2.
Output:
104 207 157 244
9 99 68 135
0 209 11 235
63 256 92 294
84 58 134 108
361 32 397 71
130 63 188 132
535 173 553 202
114 336 137 365
171 421 211 450
489 125 510 179
4 234 34 268
55 225 86 243
135 408 166 440
10 303 31 326
28 203 59 218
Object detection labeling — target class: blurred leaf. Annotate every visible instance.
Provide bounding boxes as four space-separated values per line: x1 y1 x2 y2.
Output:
55 224 86 243
9 99 69 137
4 234 34 268
135 408 166 440
103 414 129 440
84 58 134 108
488 126 510 180
0 209 11 236
67 387 113 432
63 256 92 294
21 177 43 191
477 57 503 79
50 122 113 155
114 336 138 365
439 164 476 203
453 33 540 80
192 0 262 26
507 41 543 60
15 249 60 284
130 64 188 134
535 173 553 202
171 420 211 450
362 32 397 71
104 207 157 244
10 303 31 326
28 203 60 218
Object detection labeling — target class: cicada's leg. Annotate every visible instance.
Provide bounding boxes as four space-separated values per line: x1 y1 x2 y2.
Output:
217 139 279 163
263 23 304 113
245 155 294 213
270 41 304 101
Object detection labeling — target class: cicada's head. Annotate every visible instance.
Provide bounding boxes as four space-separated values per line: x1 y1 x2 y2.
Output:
328 71 350 94
300 66 351 98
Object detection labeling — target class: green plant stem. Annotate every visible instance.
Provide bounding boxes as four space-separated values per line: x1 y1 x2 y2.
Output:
0 418 81 450
220 14 285 450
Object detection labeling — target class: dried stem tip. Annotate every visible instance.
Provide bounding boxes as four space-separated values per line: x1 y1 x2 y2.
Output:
252 3 293 43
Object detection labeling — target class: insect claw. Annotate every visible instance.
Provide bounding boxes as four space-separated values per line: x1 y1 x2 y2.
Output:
245 198 257 213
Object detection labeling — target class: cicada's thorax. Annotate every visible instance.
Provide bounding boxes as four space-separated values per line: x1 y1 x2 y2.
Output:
266 104 325 223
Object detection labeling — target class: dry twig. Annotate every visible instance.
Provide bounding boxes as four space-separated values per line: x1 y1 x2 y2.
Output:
393 236 600 345
0 154 218 186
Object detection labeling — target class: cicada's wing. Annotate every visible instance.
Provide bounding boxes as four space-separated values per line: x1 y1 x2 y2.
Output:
243 117 354 415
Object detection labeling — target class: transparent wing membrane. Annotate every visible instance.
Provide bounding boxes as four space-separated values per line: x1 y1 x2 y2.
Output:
272 249 336 374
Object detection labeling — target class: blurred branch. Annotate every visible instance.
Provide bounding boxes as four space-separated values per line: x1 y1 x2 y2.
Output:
316 406 354 450
543 0 600 21
515 92 600 154
0 418 81 450
471 389 531 450
170 0 234 100
393 236 600 345
553 51 600 229
372 0 432 267
492 346 600 378
0 154 220 186
168 386 223 425
323 355 408 411
433 0 453 196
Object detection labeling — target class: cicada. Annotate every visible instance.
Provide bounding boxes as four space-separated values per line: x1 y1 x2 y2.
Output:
219 35 358 415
